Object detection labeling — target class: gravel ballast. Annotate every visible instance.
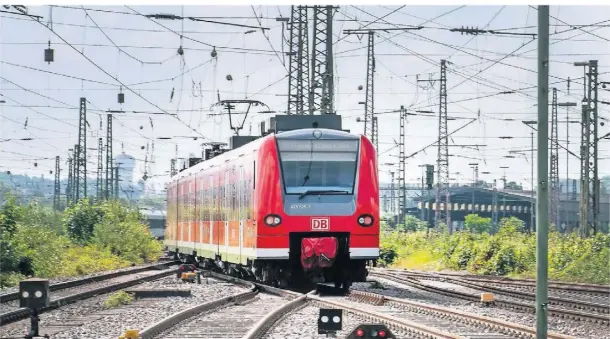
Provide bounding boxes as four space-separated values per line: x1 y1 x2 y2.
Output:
0 276 248 339
263 304 409 339
356 277 610 339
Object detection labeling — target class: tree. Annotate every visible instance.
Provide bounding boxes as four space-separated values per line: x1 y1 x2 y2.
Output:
0 192 22 237
505 181 523 190
464 214 492 233
62 199 103 244
403 215 427 232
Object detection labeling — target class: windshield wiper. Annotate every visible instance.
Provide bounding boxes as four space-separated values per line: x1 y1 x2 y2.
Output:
298 189 349 200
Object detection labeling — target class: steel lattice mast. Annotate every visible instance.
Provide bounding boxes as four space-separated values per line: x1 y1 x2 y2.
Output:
364 31 375 139
398 106 406 225
435 59 450 229
286 5 309 115
106 114 113 199
550 87 559 229
309 5 334 115
372 116 378 151
97 137 104 201
492 179 499 233
71 145 78 202
576 60 599 236
53 156 60 210
75 98 87 201
66 156 73 205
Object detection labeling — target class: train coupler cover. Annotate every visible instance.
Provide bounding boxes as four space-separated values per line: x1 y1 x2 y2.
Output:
301 237 338 270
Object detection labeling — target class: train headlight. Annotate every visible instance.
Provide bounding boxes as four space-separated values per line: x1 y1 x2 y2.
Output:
264 214 282 227
357 214 374 227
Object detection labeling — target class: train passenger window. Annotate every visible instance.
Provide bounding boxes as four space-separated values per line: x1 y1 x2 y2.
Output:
253 161 256 189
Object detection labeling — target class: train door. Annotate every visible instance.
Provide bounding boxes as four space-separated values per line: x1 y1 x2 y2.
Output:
172 183 179 249
238 165 244 263
188 181 194 250
224 169 230 259
211 173 218 256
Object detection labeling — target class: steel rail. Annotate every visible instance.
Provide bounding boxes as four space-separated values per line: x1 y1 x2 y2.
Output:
379 270 609 314
0 267 179 326
371 272 609 325
349 290 575 339
308 293 465 339
382 268 610 295
0 261 179 303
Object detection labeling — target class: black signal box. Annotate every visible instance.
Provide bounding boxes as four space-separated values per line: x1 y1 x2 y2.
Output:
318 308 342 334
346 324 396 338
19 278 50 310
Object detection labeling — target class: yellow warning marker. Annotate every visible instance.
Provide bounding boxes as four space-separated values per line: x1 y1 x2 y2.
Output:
480 292 495 305
124 329 139 339
181 272 196 282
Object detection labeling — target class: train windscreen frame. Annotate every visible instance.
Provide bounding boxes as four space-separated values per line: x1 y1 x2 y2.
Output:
276 138 360 195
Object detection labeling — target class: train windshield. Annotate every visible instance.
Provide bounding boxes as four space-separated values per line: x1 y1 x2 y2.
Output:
277 139 359 194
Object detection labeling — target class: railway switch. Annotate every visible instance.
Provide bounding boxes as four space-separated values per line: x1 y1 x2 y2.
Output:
318 308 342 336
347 324 395 338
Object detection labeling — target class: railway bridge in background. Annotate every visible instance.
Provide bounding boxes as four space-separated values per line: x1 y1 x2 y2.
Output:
381 184 610 232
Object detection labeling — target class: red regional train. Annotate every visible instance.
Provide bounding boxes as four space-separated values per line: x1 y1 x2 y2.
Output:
164 117 379 289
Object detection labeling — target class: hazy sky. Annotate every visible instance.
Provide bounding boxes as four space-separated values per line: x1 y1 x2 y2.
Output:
1 5 609 192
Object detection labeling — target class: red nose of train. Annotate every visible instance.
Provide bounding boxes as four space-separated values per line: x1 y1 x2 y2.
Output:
300 237 338 270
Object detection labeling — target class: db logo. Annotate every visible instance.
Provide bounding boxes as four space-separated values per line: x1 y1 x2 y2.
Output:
311 218 330 231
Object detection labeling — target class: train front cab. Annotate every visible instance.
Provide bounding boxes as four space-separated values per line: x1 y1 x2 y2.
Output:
255 128 379 288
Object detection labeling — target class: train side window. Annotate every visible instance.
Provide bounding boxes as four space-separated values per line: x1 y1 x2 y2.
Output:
253 161 256 189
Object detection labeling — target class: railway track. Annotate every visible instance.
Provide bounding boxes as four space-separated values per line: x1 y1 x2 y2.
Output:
137 270 581 339
385 269 610 297
381 270 610 315
0 261 179 326
370 270 609 326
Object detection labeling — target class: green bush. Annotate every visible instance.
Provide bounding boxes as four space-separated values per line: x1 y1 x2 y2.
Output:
103 291 134 308
0 197 163 289
92 201 163 263
380 217 610 284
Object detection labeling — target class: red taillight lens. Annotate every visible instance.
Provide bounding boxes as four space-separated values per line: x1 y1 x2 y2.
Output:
355 328 364 337
357 214 374 227
264 214 281 227
378 329 386 337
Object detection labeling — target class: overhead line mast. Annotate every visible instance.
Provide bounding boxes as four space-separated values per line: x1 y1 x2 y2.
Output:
286 5 309 115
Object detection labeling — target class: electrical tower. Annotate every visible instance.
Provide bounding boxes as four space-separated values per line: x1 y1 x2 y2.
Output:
398 106 406 225
309 5 334 115
66 156 73 205
550 88 559 229
53 156 60 210
491 179 498 233
170 159 177 177
114 166 119 199
286 5 309 115
435 59 451 230
364 32 375 139
372 116 378 151
106 114 113 199
390 171 396 220
576 60 599 236
72 145 79 201
97 137 104 201
75 97 87 201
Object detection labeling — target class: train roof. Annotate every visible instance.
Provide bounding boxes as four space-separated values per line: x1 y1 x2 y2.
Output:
170 133 271 184
169 128 365 184
275 128 360 140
